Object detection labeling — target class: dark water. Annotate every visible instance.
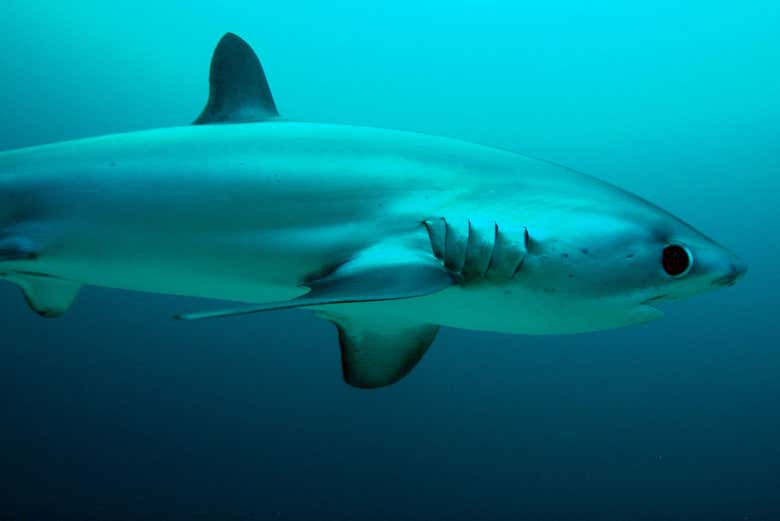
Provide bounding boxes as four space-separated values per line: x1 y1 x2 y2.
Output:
1 2 778 520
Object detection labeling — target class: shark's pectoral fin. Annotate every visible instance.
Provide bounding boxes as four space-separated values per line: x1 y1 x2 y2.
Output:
3 273 80 318
175 243 454 320
317 310 439 388
193 33 279 125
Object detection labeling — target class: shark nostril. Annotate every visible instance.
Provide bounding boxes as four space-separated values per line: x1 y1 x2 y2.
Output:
712 268 739 287
711 275 734 287
711 257 747 288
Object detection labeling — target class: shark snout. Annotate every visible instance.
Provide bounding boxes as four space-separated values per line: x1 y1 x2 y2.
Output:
712 255 747 288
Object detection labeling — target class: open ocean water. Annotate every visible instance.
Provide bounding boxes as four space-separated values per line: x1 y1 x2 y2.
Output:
0 1 778 520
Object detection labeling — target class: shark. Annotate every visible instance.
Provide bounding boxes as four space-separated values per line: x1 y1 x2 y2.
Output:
0 33 746 388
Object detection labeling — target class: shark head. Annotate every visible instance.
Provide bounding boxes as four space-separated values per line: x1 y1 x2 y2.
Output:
515 181 747 332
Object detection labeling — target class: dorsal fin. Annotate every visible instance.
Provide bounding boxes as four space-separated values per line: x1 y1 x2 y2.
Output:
193 33 279 125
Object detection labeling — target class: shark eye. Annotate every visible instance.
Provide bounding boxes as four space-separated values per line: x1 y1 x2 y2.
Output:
662 244 693 277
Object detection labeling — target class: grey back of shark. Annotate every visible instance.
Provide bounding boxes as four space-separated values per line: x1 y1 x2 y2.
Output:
0 33 746 388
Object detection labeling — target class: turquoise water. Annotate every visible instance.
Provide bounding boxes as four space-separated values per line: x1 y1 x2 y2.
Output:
1 1 778 519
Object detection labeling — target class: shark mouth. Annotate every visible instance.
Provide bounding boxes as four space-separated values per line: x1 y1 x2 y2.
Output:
641 294 668 305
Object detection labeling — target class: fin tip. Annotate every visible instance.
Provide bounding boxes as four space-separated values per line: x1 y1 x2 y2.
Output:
194 32 279 125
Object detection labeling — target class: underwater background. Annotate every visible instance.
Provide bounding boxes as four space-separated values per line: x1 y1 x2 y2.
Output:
0 1 778 519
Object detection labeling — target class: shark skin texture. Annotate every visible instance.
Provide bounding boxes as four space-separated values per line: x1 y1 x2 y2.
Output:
0 33 746 388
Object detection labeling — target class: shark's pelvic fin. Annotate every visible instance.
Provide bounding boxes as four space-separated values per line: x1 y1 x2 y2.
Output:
193 33 279 125
175 244 454 320
317 309 439 388
3 272 80 318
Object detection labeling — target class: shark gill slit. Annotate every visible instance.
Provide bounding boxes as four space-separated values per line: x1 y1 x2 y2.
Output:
422 219 444 260
483 222 499 277
424 217 532 283
512 255 526 278
512 227 529 277
442 218 449 263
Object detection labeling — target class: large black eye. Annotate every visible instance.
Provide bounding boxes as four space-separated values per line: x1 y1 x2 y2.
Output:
662 244 692 277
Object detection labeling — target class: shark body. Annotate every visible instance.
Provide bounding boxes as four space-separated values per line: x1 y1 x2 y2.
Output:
0 34 745 387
